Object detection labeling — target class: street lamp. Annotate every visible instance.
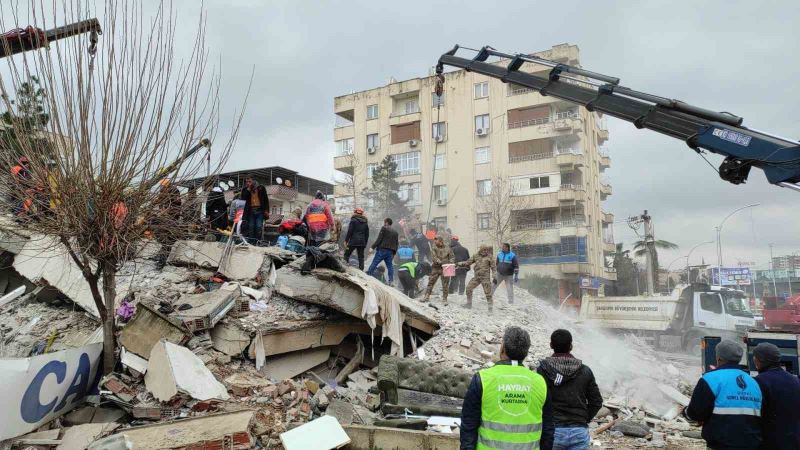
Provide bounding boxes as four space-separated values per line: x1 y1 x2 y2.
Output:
686 241 714 284
716 203 760 272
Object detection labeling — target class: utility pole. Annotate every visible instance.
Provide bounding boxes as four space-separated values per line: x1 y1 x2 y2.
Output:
627 210 655 295
769 243 778 296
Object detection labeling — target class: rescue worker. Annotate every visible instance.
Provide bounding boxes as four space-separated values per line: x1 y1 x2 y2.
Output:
460 326 554 450
449 236 470 295
423 236 454 304
329 204 343 246
10 156 32 217
241 177 270 245
495 243 520 304
367 217 399 285
753 342 800 450
343 207 369 270
411 228 431 263
684 339 762 450
397 261 431 298
459 245 496 312
205 186 229 238
304 190 334 246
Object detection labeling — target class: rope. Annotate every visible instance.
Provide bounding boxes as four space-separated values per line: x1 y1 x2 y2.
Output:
425 75 445 226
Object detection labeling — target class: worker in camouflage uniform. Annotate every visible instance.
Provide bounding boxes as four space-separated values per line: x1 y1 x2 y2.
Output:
459 245 496 313
423 236 455 304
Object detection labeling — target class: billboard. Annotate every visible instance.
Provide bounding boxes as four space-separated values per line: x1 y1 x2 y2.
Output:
711 267 752 286
0 343 103 440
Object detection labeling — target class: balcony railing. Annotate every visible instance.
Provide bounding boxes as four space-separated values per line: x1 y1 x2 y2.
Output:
554 111 579 120
554 147 582 156
508 86 535 96
508 152 553 163
508 116 551 129
604 267 617 273
560 183 585 191
512 217 587 231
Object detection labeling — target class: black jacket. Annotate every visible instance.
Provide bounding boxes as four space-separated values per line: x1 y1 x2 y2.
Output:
755 366 800 450
451 242 470 272
684 363 762 450
241 184 269 214
460 361 554 450
371 225 399 253
412 233 431 256
537 354 603 427
205 191 229 230
344 214 369 247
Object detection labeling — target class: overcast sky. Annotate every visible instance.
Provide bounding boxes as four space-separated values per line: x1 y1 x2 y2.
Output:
30 1 800 269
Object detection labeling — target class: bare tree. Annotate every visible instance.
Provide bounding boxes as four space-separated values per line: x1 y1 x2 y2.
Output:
477 173 539 250
0 2 248 373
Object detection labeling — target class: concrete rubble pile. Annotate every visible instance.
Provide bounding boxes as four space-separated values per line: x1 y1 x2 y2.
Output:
0 232 711 449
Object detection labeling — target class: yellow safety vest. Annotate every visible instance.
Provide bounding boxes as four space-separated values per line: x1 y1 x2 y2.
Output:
477 363 547 450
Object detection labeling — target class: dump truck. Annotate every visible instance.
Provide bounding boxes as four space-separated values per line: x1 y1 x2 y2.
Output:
579 283 756 354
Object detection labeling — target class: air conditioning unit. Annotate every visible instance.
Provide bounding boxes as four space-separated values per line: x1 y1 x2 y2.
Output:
476 128 488 136
367 146 377 154
434 135 445 143
409 139 419 147
436 199 446 206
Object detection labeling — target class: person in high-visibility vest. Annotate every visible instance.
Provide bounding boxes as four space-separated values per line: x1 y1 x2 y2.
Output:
460 326 554 450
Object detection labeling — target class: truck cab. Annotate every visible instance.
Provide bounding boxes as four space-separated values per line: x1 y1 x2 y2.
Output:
689 287 756 353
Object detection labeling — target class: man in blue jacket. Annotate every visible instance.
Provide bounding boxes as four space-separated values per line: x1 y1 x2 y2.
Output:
684 339 762 450
753 342 800 450
494 243 519 304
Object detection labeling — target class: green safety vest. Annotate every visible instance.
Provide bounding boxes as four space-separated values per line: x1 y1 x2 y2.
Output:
477 363 547 450
399 262 417 278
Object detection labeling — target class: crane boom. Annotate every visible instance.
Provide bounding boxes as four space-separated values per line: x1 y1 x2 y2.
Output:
0 18 101 58
436 45 800 190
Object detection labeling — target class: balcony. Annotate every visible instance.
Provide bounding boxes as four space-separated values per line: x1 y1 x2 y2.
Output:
599 150 611 170
602 211 614 223
389 110 421 126
600 182 612 198
507 116 583 144
598 128 609 145
554 148 584 168
558 185 587 203
560 263 592 274
603 240 616 253
509 151 553 164
333 154 355 174
513 217 587 232
604 267 618 281
334 126 354 141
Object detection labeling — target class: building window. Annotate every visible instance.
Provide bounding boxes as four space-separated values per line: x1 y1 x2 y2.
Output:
432 122 447 140
475 114 490 133
367 104 379 120
404 99 419 114
474 81 489 99
433 216 448 230
367 133 379 151
336 138 354 156
432 92 445 107
366 163 378 178
434 185 448 203
399 182 421 205
434 153 446 170
529 176 550 189
477 213 491 230
477 179 492 197
334 196 354 213
475 147 490 164
391 151 421 176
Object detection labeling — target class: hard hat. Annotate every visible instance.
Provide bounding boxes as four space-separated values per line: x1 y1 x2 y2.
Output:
160 179 170 187
452 235 459 241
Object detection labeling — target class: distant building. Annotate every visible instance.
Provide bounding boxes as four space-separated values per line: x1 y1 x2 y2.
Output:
189 166 333 216
772 254 800 271
332 43 614 298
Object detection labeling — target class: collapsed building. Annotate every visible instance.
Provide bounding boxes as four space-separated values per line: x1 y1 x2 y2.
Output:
0 231 707 449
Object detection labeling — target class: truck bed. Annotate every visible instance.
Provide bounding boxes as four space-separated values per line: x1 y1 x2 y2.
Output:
579 295 682 332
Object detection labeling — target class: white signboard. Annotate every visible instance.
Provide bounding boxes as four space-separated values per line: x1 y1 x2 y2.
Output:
0 343 103 440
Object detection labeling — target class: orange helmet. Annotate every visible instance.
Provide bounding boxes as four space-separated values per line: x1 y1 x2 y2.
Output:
452 235 459 241
19 156 29 164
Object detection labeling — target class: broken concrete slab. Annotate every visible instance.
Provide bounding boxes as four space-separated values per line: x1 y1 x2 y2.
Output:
326 398 356 425
168 240 294 280
224 372 273 397
99 411 256 450
145 340 229 402
261 347 332 381
657 383 691 407
173 288 240 332
247 320 371 359
13 234 102 317
343 424 459 450
64 407 126 426
120 347 148 376
210 320 252 356
118 303 189 359
280 415 350 450
57 422 120 450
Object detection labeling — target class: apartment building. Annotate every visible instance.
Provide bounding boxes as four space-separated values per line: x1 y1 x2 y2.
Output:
333 44 615 298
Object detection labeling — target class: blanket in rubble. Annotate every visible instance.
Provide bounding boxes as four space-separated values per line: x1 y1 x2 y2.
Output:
301 246 346 274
